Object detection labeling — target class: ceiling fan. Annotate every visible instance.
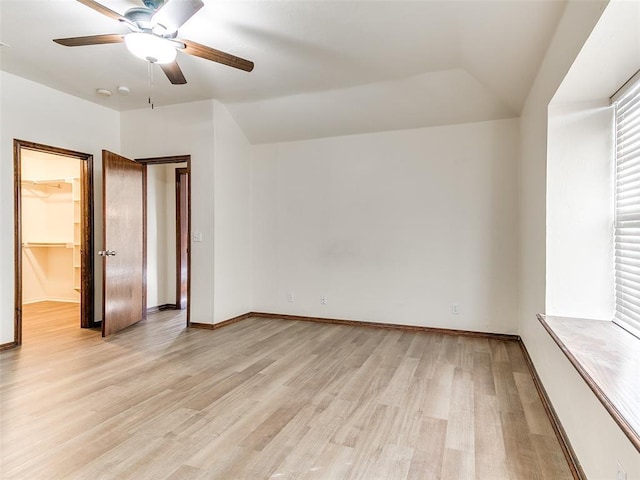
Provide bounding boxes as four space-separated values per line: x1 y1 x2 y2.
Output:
53 0 254 85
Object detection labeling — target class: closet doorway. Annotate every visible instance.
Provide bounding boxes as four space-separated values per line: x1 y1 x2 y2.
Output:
14 140 95 345
138 155 190 324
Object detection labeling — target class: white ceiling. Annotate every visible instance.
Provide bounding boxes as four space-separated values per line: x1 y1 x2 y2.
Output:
0 0 566 143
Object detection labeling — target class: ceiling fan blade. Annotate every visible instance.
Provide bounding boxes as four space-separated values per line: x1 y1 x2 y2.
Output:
181 39 254 72
160 61 187 85
152 0 204 33
76 0 127 22
53 34 124 47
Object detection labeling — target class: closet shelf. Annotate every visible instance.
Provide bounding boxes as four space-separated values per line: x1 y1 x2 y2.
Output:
22 242 73 248
21 178 76 189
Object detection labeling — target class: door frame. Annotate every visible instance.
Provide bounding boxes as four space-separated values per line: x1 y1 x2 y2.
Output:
136 155 191 326
175 167 189 310
14 139 96 345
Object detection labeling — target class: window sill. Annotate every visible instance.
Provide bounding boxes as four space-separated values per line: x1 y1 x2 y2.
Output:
538 314 640 452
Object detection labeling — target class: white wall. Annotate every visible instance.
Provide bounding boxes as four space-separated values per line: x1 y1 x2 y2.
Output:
0 71 120 344
1 80 252 336
252 119 519 333
21 184 79 304
546 101 615 319
545 0 640 323
121 100 252 324
212 100 252 323
164 163 178 305
519 0 640 478
146 162 182 309
0 71 3 334
146 164 166 309
121 101 215 324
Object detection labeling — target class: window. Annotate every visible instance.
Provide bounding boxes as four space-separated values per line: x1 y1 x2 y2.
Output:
613 70 640 339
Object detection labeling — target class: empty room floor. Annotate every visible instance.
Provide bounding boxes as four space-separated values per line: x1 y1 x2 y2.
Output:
0 302 572 479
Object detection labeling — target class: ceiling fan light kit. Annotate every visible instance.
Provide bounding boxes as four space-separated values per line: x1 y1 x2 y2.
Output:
125 33 177 64
53 0 254 86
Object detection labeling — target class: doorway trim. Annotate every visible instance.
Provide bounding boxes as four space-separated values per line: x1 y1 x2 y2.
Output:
136 155 191 326
14 139 96 346
175 167 189 310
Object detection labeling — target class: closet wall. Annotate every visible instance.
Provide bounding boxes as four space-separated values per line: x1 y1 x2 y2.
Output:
21 150 81 304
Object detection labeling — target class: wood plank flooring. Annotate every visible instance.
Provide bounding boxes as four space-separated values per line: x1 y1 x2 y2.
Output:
0 301 573 479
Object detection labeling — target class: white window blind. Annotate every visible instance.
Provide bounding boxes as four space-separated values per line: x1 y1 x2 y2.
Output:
614 71 640 339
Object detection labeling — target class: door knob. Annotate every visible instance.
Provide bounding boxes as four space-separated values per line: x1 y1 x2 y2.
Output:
98 250 117 257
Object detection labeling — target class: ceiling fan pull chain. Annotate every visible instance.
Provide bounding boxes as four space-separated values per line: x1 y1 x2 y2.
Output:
147 60 155 109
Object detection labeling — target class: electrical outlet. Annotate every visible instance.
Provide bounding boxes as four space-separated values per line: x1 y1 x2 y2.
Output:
451 304 459 315
320 295 328 305
287 292 294 303
617 461 627 480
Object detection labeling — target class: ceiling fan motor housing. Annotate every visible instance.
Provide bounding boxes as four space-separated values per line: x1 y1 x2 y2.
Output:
124 7 153 27
125 6 178 37
142 0 165 10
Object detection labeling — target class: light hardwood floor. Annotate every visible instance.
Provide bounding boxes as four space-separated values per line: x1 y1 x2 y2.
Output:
0 301 573 479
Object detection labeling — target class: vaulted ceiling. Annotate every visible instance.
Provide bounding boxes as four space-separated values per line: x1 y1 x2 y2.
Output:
0 0 566 143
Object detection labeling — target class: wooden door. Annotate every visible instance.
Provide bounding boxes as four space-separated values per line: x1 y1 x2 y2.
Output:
102 150 145 337
176 168 189 310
